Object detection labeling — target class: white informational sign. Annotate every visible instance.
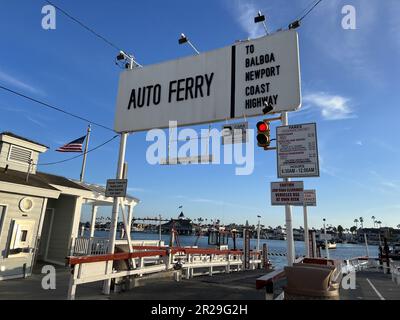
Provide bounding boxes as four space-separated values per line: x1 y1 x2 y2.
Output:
271 181 304 206
319 234 332 241
160 155 213 165
105 179 128 197
303 189 317 206
276 123 319 178
221 121 248 145
114 30 301 132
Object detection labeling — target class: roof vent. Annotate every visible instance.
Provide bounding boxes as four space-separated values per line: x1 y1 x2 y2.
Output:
8 145 32 165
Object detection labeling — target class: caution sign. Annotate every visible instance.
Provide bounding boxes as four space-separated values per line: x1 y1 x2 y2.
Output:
271 181 304 206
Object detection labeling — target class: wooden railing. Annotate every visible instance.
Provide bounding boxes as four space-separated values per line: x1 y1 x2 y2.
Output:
65 246 263 300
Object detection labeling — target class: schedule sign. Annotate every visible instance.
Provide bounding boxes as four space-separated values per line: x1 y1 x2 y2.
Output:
114 30 301 132
276 123 319 178
271 181 304 206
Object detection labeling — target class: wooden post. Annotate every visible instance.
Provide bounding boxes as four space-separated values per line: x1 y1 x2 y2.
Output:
384 237 390 274
67 264 79 300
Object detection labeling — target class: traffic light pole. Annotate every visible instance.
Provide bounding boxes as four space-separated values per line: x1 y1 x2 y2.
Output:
281 112 295 266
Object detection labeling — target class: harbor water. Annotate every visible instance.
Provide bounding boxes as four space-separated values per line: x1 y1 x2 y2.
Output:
92 230 379 269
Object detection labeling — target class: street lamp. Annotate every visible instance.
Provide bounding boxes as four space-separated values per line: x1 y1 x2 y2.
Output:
254 11 269 35
178 33 200 55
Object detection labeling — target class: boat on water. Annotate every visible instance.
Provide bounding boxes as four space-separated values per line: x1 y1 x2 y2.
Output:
327 242 337 249
319 241 337 249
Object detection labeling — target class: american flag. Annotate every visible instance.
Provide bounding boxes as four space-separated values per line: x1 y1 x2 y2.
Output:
56 136 86 152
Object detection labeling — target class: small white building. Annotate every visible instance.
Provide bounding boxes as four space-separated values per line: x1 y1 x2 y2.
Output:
0 132 139 280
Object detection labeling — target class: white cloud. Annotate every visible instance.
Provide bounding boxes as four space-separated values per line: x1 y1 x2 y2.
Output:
0 69 45 96
230 0 265 39
303 92 355 120
355 141 363 146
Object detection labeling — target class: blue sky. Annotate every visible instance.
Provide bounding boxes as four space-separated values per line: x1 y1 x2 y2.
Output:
0 0 399 229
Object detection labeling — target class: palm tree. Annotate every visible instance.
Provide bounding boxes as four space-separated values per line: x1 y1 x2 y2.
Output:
371 216 376 228
376 221 382 228
354 219 359 229
359 217 364 229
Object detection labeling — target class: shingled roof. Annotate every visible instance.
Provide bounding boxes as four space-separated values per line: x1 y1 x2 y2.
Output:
0 168 59 191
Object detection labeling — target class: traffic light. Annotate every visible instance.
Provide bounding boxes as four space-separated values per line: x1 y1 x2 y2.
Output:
256 120 271 149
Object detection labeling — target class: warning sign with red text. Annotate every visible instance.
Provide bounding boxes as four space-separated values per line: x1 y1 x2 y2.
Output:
271 181 304 206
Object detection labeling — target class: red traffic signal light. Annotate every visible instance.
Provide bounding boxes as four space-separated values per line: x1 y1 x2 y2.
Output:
256 121 269 132
256 120 271 148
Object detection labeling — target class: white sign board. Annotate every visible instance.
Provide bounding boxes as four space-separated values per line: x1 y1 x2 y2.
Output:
319 234 332 241
271 181 304 206
303 189 317 206
105 179 128 197
221 121 248 145
114 30 301 132
276 123 319 178
160 155 213 165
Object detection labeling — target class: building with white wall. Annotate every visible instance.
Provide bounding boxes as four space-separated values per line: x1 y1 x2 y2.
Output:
0 132 139 280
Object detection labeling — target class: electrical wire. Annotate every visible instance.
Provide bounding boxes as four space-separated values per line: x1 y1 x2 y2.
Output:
298 0 323 22
279 0 324 31
293 0 319 20
44 0 142 67
0 84 115 132
37 134 119 166
44 0 122 52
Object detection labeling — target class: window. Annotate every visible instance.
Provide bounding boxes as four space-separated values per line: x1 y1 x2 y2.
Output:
20 230 28 242
8 145 32 165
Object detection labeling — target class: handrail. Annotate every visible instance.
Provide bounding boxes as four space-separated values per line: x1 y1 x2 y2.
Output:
67 250 167 265
256 268 286 290
66 247 256 266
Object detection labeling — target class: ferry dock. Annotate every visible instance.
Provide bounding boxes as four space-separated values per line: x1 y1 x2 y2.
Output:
1 257 399 300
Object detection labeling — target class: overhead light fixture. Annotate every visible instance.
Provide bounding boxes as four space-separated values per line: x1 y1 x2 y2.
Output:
178 33 188 45
289 20 301 30
254 10 269 35
262 102 274 114
178 33 200 55
116 51 125 61
254 11 265 23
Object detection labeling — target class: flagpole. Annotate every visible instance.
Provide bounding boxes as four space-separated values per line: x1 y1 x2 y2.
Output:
80 124 91 182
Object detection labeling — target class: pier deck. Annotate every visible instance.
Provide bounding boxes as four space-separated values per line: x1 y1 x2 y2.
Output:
340 269 400 300
112 270 267 300
0 264 267 300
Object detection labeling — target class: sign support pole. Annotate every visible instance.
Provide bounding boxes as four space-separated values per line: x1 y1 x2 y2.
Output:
281 112 295 266
103 132 128 294
303 205 310 257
